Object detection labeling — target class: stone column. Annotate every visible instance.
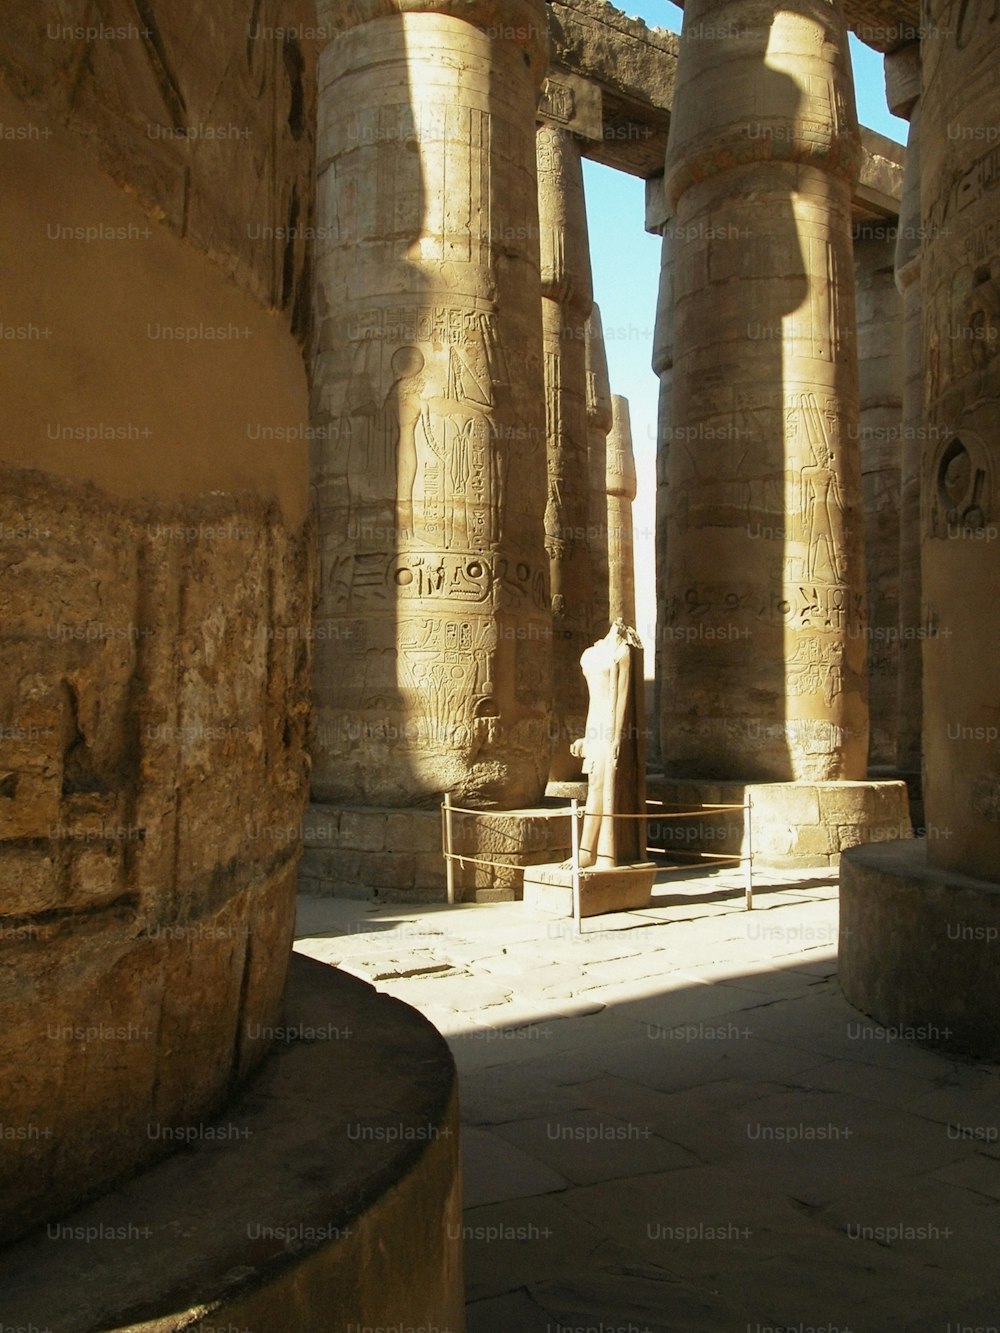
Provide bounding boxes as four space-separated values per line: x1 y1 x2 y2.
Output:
854 227 903 768
537 122 595 780
650 208 676 770
661 0 868 782
585 303 613 640
311 1 552 808
607 394 638 628
887 43 924 783
921 8 1000 879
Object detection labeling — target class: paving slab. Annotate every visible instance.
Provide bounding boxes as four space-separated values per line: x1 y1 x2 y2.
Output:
462 1125 569 1207
489 1109 700 1184
294 867 1000 1329
459 1195 631 1302
530 1266 746 1332
465 1286 556 1333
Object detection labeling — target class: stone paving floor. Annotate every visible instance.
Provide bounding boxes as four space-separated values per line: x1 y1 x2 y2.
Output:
295 865 1000 1333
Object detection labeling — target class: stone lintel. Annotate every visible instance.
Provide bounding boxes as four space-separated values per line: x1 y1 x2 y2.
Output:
547 0 677 177
547 10 903 206
539 68 604 140
855 128 906 220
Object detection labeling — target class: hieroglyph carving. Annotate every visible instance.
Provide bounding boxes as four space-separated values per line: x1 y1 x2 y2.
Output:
311 4 552 805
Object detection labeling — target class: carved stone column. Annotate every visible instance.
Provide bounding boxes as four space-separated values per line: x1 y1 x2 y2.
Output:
887 43 924 783
537 121 595 779
651 209 676 768
854 225 903 769
662 0 868 782
585 304 613 641
607 394 638 628
839 14 1000 1062
311 1 552 808
921 6 1000 879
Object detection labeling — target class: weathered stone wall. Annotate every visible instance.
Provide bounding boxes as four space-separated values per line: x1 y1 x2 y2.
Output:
0 3 314 1243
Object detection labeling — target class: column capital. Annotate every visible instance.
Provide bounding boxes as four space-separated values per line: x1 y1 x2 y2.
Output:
318 0 549 83
884 40 921 121
664 0 862 208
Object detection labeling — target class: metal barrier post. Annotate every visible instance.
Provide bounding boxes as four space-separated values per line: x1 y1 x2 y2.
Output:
443 791 457 905
570 798 582 935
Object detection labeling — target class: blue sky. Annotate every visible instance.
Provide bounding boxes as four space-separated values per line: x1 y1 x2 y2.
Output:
583 1 909 656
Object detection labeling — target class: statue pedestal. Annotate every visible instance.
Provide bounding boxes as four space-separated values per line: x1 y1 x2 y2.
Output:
523 861 657 917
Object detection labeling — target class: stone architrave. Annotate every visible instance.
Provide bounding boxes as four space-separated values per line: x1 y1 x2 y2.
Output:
661 0 868 782
311 1 553 808
585 304 613 640
920 6 1000 880
537 121 596 781
607 394 638 629
887 43 924 782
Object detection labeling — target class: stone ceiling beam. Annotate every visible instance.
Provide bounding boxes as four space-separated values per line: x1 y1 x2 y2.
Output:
550 2 904 218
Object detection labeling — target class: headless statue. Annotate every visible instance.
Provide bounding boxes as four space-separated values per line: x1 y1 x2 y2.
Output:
570 619 644 868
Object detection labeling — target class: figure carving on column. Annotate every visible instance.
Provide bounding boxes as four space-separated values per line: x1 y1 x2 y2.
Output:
384 345 426 539
570 619 643 868
801 447 846 582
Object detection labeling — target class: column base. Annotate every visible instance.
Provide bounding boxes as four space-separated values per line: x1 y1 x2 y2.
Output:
301 802 572 903
0 954 464 1331
646 776 910 869
523 862 658 917
869 764 924 833
840 839 1000 1060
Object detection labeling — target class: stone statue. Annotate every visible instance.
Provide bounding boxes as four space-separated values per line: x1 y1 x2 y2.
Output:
571 619 644 868
525 617 654 916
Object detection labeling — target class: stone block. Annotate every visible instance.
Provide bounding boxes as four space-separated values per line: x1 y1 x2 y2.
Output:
67 846 123 907
0 766 61 841
413 853 447 892
302 804 341 846
786 824 837 858
840 839 1000 1060
338 810 387 853
748 783 822 827
298 847 338 883
386 809 441 854
0 846 60 917
366 852 416 893
523 862 657 917
301 848 367 890
816 779 902 826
